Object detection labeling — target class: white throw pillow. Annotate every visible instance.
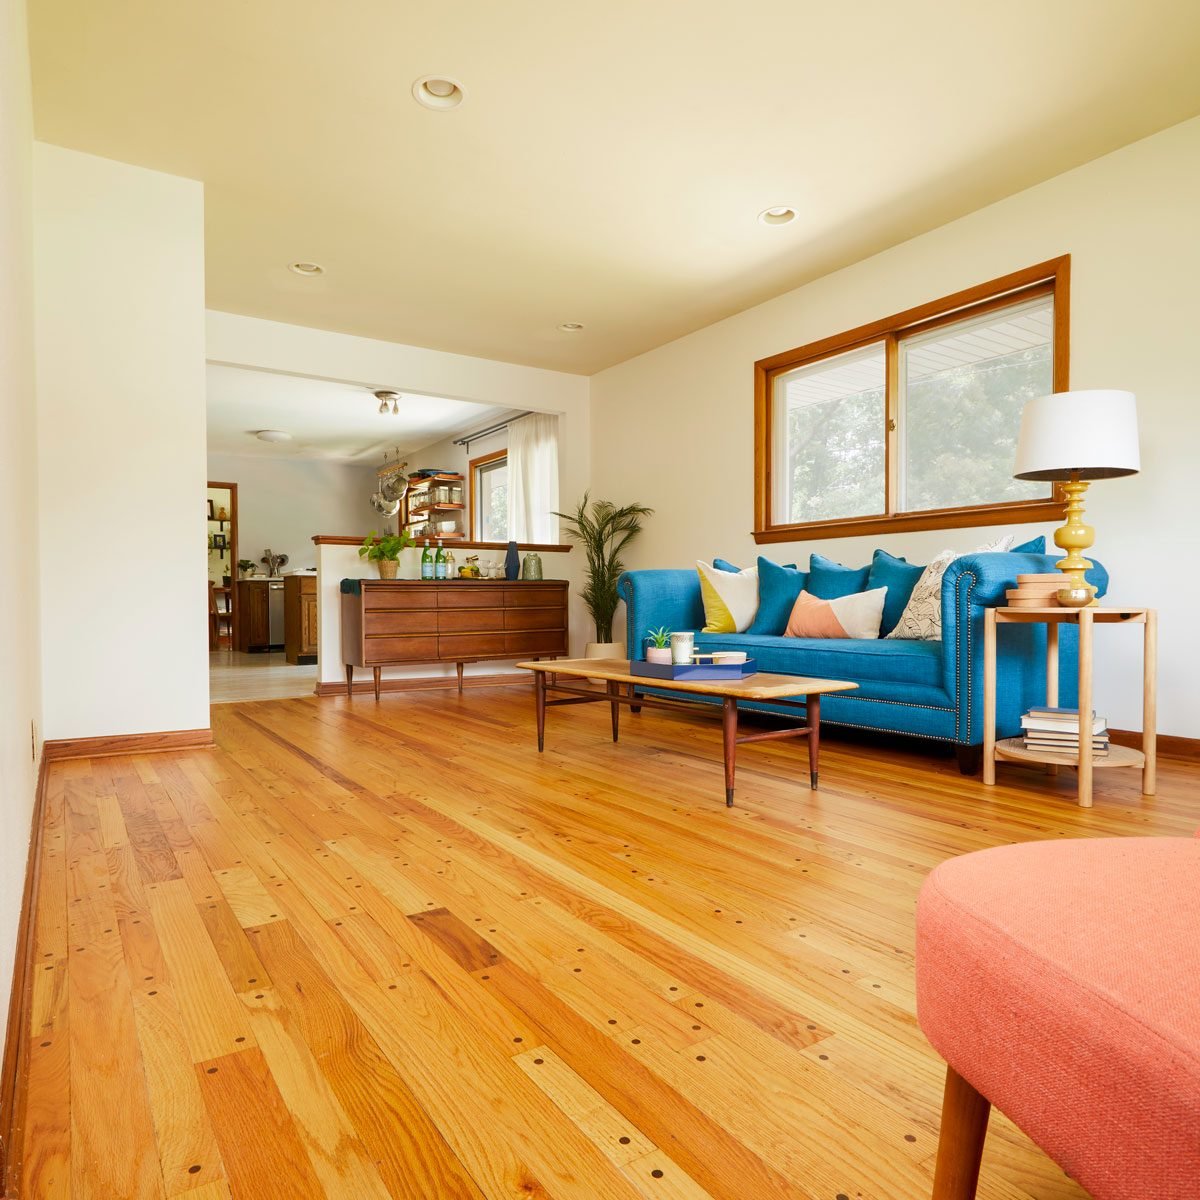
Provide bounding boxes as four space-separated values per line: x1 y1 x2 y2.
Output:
697 561 759 633
886 535 1014 641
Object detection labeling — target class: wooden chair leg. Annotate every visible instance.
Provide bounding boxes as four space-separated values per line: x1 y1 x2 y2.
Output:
932 1065 991 1200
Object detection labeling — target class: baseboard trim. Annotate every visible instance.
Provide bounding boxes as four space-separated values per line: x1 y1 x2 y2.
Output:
41 727 214 761
315 672 529 697
1109 728 1199 761
0 754 48 1194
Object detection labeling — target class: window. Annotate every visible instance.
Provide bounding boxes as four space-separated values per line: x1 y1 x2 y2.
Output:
470 450 508 541
754 257 1069 542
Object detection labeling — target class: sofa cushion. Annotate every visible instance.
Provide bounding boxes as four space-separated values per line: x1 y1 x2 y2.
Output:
784 588 885 640
746 556 809 636
694 632 943 687
866 550 925 636
697 561 758 632
808 553 871 599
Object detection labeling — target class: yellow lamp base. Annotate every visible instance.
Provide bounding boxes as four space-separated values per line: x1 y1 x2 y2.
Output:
1053 474 1098 608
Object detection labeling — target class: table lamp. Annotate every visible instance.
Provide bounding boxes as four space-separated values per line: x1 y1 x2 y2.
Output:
1014 389 1139 607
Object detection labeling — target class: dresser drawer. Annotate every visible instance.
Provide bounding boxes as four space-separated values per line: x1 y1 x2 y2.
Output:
364 610 438 636
363 635 439 663
439 586 506 609
437 607 505 633
439 633 507 658
506 630 568 655
503 586 568 608
504 607 566 631
363 587 437 611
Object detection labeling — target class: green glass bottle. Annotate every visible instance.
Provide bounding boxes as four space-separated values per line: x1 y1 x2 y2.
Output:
421 539 433 581
434 540 447 580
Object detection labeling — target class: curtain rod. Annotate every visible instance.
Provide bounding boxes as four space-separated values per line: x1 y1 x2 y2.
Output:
452 410 534 447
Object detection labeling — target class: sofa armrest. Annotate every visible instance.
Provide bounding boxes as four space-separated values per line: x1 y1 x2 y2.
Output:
942 552 1110 742
617 569 704 661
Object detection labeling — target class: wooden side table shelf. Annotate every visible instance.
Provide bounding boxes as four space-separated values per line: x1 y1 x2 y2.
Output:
983 606 1156 808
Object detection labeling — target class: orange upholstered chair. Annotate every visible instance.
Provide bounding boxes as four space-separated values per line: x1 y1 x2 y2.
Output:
917 836 1200 1199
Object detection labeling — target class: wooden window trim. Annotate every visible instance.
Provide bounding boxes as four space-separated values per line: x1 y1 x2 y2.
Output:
753 256 1070 544
467 449 507 540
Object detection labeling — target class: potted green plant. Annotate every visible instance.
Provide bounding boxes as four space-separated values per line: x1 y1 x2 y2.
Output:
237 558 256 578
552 492 652 662
359 530 413 579
645 626 672 665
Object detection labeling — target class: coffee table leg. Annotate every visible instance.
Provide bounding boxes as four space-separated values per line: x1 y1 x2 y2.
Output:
808 694 820 789
607 680 620 742
722 697 737 807
535 671 546 753
629 682 641 714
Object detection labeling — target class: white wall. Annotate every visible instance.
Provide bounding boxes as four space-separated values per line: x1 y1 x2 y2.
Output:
591 116 1200 737
207 452 378 572
35 143 209 739
0 0 40 1054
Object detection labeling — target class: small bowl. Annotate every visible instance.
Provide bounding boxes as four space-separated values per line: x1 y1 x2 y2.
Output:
711 651 747 665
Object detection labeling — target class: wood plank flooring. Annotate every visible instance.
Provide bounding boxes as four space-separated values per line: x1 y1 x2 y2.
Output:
13 685 1198 1199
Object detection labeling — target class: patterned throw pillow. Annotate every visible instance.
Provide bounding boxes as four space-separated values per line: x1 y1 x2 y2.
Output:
697 561 759 633
784 588 887 640
886 535 1015 641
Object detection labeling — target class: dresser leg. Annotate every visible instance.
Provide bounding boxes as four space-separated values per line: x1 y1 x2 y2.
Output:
345 664 353 697
456 661 464 693
373 666 381 702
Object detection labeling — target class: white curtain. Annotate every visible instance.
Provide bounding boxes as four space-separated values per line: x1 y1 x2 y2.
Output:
507 413 560 542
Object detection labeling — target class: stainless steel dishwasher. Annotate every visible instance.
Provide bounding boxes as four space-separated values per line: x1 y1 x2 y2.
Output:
268 580 285 649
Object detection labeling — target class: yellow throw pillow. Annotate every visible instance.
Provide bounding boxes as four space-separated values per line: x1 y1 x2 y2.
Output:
697 561 759 633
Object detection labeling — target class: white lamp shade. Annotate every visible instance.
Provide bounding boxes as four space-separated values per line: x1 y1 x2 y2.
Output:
1013 389 1140 481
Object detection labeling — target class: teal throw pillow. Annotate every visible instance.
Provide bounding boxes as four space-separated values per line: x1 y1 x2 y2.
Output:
808 553 871 600
747 557 809 635
866 550 925 637
714 557 796 573
1012 536 1046 554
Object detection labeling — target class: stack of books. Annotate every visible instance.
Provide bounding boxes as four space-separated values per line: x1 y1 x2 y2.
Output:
1020 706 1109 756
1004 573 1064 608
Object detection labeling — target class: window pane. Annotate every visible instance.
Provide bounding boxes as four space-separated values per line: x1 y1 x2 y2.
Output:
772 344 886 524
899 296 1052 512
476 459 508 541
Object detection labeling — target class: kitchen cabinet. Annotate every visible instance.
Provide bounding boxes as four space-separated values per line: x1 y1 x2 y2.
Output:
284 574 318 664
236 579 283 652
341 579 568 698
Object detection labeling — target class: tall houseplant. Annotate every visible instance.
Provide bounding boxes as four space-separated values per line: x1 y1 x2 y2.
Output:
553 493 652 656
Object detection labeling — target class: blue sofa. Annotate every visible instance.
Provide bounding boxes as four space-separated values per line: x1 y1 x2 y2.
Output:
618 552 1108 771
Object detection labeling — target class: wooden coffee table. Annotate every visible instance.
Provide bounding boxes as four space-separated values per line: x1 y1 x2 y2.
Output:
517 658 857 807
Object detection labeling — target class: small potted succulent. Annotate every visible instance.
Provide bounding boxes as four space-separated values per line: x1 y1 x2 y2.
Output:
645 626 673 664
359 530 413 579
237 558 256 578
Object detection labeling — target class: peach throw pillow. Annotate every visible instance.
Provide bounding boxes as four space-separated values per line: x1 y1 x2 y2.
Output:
784 587 886 640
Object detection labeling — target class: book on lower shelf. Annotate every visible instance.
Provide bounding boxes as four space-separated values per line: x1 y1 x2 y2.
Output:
1019 706 1109 755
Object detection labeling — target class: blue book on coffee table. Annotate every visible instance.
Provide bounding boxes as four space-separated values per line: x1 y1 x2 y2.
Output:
630 659 758 681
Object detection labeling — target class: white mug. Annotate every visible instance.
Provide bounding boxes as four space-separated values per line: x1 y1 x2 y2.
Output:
669 631 695 665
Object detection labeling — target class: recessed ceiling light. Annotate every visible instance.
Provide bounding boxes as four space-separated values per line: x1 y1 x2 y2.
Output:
758 206 796 226
255 429 292 443
412 76 465 110
288 261 324 276
557 322 584 332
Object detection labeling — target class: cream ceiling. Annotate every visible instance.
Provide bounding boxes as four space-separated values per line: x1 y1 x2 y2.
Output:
28 1 1200 373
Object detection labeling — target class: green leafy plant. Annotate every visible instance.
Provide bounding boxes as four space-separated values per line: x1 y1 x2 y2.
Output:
646 626 671 649
237 559 255 572
358 530 413 562
552 492 653 643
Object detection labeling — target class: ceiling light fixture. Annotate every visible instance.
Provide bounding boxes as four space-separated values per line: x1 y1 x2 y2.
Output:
557 322 584 332
255 429 292 443
758 206 796 226
287 261 324 275
412 75 465 110
374 389 402 416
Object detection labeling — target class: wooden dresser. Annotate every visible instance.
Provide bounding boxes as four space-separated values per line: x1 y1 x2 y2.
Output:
340 579 569 697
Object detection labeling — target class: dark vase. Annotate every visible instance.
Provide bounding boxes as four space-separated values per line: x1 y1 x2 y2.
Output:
505 540 520 581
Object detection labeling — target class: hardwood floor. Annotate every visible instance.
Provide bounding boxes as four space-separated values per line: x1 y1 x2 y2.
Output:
209 650 316 704
13 685 1197 1199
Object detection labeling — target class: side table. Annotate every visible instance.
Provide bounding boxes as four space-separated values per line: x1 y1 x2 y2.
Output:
983 606 1156 807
